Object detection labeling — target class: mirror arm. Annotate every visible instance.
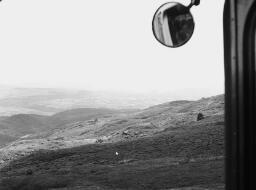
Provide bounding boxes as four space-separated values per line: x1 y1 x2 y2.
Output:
188 0 200 9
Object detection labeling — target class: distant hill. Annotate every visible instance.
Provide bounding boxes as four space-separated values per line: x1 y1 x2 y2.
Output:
0 108 131 146
0 95 224 145
0 94 224 156
0 114 47 138
0 87 180 116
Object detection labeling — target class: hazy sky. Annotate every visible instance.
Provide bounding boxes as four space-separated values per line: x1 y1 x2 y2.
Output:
0 0 224 97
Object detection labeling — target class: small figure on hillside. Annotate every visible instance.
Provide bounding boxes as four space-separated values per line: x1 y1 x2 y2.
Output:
114 151 120 162
197 113 204 121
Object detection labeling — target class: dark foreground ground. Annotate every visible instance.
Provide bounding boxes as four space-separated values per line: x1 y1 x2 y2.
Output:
0 115 224 190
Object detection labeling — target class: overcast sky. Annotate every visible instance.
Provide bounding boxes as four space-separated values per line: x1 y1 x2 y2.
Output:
0 0 224 97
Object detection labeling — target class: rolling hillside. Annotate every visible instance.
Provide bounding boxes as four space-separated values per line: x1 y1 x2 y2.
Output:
0 95 225 190
0 108 129 146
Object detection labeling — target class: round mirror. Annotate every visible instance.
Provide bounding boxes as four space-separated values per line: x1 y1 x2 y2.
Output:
152 2 195 48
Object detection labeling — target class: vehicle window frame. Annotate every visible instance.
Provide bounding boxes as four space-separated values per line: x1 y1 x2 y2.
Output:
224 0 256 189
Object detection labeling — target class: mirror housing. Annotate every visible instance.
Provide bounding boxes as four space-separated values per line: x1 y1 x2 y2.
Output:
152 1 199 48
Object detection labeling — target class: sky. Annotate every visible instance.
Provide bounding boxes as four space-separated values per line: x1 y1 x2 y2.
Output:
0 0 225 98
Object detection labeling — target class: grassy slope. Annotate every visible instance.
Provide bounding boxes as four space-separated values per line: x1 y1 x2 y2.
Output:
47 108 127 129
0 114 48 136
0 108 125 142
0 114 224 190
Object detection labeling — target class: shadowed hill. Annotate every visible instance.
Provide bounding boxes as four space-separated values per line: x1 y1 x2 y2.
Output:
0 108 131 146
0 114 48 141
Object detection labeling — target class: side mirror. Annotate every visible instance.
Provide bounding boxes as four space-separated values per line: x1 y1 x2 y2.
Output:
152 1 199 48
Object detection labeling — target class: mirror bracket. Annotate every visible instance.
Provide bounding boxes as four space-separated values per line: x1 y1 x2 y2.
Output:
188 0 200 9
